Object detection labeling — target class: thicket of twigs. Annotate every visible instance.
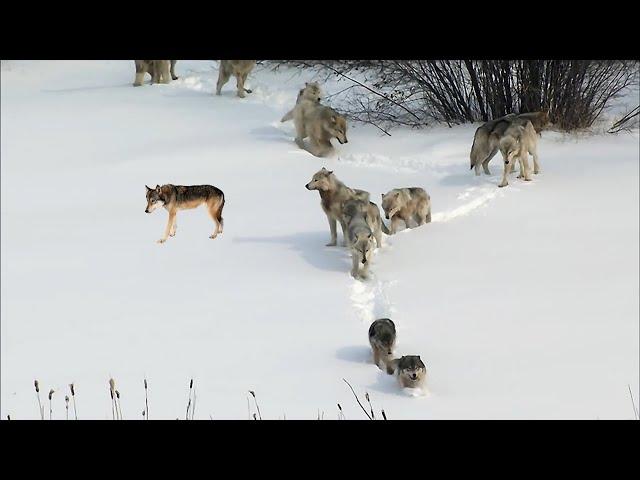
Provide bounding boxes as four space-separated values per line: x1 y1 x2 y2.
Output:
268 60 639 133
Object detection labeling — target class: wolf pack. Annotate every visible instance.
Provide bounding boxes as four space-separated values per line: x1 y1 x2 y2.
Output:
139 60 553 396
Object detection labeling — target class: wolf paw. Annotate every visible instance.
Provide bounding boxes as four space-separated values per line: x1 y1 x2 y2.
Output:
326 241 337 247
157 239 166 244
209 234 218 239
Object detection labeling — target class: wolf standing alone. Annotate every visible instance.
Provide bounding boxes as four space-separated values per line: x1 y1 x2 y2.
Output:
145 184 225 244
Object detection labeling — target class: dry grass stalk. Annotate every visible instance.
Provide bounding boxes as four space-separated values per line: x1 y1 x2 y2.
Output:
249 390 262 420
69 383 77 420
144 378 149 420
34 379 44 420
48 389 55 420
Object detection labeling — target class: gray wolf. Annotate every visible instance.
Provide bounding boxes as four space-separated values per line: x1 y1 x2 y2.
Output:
294 104 348 157
343 201 377 279
133 60 178 86
281 82 323 122
305 168 369 246
342 199 389 247
386 355 427 389
368 318 396 370
216 60 256 98
497 120 540 188
470 111 551 175
144 184 225 243
380 187 431 234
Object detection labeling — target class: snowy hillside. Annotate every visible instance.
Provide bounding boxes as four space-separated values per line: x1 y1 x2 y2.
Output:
1 60 638 419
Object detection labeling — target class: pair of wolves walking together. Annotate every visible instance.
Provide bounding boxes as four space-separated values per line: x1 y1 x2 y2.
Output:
305 168 431 279
368 318 427 391
282 82 349 158
470 111 552 187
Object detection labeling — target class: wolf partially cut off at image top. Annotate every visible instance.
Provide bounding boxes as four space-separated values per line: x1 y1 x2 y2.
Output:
145 184 225 244
305 168 369 247
216 60 256 98
133 60 178 87
470 111 551 175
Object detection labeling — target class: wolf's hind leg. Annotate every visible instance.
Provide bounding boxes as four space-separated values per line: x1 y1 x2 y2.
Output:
216 67 230 95
208 202 224 239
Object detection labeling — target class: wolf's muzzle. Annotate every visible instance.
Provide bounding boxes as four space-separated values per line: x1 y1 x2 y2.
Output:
145 209 150 213
305 183 311 190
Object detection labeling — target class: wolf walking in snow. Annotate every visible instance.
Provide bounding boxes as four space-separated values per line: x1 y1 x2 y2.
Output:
216 60 256 98
497 120 540 188
144 184 225 244
381 187 431 234
133 60 178 86
368 318 396 370
281 82 323 122
292 102 349 157
305 168 369 247
342 199 388 248
470 111 551 175
342 200 380 279
386 355 428 391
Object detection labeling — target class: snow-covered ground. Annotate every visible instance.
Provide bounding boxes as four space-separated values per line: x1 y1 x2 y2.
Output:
1 60 638 419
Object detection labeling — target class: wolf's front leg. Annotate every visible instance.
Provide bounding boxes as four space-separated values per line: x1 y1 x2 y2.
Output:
158 212 176 244
327 215 338 246
390 216 403 234
350 254 360 279
498 163 511 188
359 261 370 280
169 219 177 237
339 220 349 247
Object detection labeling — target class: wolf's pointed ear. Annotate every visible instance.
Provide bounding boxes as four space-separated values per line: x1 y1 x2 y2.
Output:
321 167 327 171
331 115 338 123
381 193 384 198
145 185 152 192
155 184 161 190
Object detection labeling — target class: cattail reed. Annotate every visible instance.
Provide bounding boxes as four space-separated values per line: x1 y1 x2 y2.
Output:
337 403 345 420
365 392 375 420
115 390 123 420
48 389 54 420
249 390 262 420
65 395 69 420
34 380 44 420
69 383 77 420
109 378 116 420
252 413 257 420
144 378 149 420
381 409 387 420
